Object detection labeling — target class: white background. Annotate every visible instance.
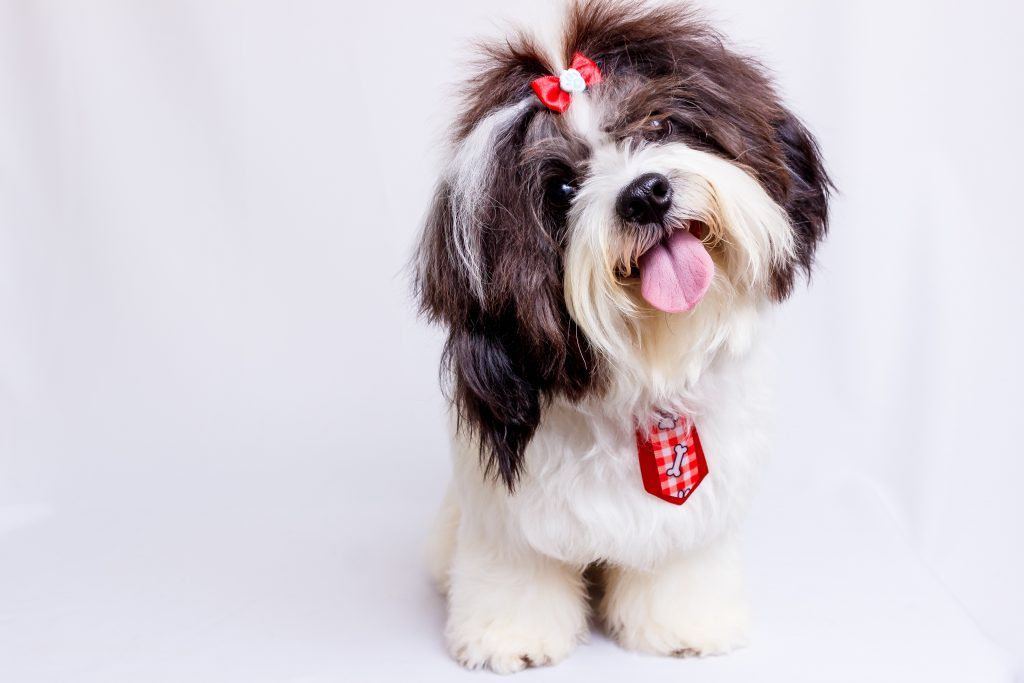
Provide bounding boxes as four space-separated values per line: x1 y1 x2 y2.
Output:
1 1 1022 681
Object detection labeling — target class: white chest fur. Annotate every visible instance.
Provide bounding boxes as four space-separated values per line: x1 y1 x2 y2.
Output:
451 349 771 571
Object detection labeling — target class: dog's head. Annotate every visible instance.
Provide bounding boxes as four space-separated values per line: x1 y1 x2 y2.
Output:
416 0 830 489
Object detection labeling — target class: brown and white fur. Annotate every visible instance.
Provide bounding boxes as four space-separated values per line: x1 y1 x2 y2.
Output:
414 0 830 673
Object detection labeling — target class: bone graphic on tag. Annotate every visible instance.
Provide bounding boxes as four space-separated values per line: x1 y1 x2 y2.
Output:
657 415 677 430
666 443 688 478
675 487 692 499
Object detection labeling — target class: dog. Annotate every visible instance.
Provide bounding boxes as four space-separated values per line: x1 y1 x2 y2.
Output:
414 0 830 672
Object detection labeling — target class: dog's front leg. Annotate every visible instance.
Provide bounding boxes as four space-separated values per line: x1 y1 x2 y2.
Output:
445 520 588 673
601 532 750 657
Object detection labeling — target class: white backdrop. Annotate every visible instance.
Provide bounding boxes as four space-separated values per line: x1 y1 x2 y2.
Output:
1 1 1022 681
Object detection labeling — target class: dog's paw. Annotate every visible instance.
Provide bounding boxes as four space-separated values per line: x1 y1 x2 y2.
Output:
447 619 580 674
601 536 750 658
444 533 588 673
609 603 750 657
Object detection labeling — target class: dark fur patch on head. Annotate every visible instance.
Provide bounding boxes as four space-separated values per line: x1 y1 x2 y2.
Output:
452 34 551 143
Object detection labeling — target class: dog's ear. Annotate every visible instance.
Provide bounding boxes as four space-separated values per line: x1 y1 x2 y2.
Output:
416 182 476 324
415 128 595 491
771 111 832 299
445 322 544 490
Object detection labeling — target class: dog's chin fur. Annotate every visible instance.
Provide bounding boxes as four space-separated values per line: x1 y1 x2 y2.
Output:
415 0 830 672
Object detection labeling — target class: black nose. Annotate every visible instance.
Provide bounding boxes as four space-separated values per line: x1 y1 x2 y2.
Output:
615 172 673 225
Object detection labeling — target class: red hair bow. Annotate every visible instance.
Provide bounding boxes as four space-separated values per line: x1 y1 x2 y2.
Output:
531 53 602 113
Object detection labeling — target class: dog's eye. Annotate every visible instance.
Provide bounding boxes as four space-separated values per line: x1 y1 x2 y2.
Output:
642 117 673 142
545 177 578 210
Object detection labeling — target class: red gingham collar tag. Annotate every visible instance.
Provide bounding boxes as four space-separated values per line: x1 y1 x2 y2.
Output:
635 414 709 505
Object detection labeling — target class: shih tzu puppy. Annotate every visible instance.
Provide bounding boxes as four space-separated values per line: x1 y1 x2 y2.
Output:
414 0 830 673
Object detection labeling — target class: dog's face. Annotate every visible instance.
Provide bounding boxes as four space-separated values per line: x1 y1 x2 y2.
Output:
417 1 830 489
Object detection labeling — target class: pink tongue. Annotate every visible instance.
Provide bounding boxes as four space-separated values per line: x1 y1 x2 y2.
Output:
638 229 714 313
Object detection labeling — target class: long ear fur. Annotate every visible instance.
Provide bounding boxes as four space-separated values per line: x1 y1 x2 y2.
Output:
771 111 832 299
415 117 596 491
